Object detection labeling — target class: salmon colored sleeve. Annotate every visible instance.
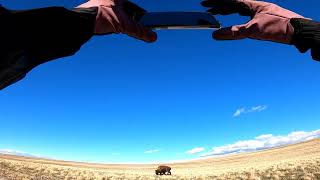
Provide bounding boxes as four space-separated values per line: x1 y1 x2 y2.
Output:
77 0 157 42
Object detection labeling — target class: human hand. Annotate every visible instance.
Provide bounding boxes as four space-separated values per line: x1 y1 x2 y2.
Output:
201 0 306 44
77 0 157 42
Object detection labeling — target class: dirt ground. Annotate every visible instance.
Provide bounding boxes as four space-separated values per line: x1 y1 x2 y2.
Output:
1 139 320 180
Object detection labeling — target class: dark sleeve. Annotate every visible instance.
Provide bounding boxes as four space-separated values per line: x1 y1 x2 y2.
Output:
290 18 320 61
1 6 97 66
0 6 97 90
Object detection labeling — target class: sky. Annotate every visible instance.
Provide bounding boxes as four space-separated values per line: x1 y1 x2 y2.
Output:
0 0 320 163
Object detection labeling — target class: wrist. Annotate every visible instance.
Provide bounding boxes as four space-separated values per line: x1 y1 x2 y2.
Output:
290 18 320 60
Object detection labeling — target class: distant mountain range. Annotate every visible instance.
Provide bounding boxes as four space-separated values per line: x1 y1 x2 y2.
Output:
0 149 37 158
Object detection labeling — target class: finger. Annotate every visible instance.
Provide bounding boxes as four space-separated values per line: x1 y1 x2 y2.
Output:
128 23 158 43
203 0 273 15
116 8 157 42
202 0 253 16
201 0 238 8
213 24 249 40
123 17 157 42
207 6 240 15
207 5 252 16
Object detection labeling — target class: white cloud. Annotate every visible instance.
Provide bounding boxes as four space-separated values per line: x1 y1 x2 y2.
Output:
233 105 267 117
201 129 320 157
250 105 267 112
186 147 205 155
144 149 160 154
233 108 245 117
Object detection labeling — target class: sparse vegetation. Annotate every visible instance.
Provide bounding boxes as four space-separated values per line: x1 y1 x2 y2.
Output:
0 139 319 180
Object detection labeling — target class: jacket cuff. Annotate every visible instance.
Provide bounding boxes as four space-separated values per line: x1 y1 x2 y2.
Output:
290 18 320 61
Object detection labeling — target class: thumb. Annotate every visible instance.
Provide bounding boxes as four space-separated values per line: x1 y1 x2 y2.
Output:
213 24 249 40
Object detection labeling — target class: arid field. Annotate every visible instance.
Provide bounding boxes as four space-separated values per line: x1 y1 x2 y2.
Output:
1 139 320 180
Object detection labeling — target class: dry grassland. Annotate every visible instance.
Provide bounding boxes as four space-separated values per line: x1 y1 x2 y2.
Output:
1 139 320 180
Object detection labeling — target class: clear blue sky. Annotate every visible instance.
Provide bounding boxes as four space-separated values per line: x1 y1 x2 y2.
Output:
0 0 319 163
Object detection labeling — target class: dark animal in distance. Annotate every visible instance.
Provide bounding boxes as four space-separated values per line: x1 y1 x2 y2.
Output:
155 165 171 175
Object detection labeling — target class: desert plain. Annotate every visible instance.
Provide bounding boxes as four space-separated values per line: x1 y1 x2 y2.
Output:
0 138 320 180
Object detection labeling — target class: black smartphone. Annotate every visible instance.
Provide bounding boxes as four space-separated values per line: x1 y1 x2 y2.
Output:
138 12 221 30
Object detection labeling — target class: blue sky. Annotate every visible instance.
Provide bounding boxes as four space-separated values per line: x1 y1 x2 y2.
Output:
0 0 320 163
